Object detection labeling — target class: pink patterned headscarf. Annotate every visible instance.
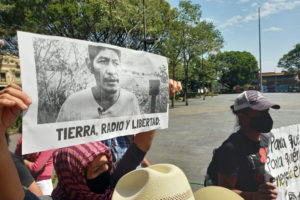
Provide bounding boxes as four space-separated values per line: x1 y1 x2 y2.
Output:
52 141 114 200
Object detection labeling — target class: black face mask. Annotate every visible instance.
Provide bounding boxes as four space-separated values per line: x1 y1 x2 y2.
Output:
86 170 110 194
250 113 273 133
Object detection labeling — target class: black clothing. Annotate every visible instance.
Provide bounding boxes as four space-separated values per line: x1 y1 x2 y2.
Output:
207 131 270 192
24 188 40 200
110 142 146 186
250 113 273 133
24 188 53 200
85 142 146 194
11 152 34 187
86 171 111 194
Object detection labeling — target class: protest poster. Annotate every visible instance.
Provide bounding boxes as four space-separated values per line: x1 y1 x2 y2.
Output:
17 31 169 154
266 124 300 200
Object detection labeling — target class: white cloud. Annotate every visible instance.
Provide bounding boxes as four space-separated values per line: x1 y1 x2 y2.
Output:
220 0 300 28
238 0 250 3
244 12 257 22
204 0 224 2
260 1 300 18
201 17 217 23
219 15 242 28
262 26 283 32
251 2 258 7
272 0 286 2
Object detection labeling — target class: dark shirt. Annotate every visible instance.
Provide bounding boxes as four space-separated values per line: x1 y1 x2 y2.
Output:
110 142 146 186
24 188 40 200
216 131 270 192
24 188 53 200
11 152 34 188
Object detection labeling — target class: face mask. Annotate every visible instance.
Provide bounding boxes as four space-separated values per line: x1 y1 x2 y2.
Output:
86 170 110 194
250 113 273 133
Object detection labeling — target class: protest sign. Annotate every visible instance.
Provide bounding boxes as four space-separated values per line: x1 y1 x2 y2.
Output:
266 124 300 200
18 31 169 154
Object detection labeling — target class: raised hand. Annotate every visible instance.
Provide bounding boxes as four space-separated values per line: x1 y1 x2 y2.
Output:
255 182 278 200
0 84 31 133
169 79 182 98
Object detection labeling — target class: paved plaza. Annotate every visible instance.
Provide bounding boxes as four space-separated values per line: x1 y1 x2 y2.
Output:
147 93 300 191
8 92 300 191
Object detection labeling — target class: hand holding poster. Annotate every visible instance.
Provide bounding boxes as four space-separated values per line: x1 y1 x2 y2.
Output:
266 124 300 200
18 31 169 154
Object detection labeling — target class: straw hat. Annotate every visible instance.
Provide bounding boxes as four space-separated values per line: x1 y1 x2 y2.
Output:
194 186 243 200
112 163 243 200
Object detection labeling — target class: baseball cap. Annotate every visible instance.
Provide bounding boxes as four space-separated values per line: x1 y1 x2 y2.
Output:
232 90 280 112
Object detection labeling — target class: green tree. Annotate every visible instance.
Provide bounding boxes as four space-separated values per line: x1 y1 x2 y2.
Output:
0 0 175 54
215 51 258 90
155 10 183 107
178 0 223 105
278 44 300 73
0 0 28 54
190 56 218 92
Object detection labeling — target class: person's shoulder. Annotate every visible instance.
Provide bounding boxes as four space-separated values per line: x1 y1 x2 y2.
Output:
220 132 242 151
65 88 92 101
120 88 137 100
261 132 272 146
61 88 93 107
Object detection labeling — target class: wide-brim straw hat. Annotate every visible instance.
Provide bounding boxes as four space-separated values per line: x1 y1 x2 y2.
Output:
112 163 243 200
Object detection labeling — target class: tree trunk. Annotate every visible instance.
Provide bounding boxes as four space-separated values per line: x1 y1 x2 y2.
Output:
184 60 189 106
171 63 175 108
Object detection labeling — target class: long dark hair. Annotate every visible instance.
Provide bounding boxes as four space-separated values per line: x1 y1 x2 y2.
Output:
230 105 250 130
5 132 10 145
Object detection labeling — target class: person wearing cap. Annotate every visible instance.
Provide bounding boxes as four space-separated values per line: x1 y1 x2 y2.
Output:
205 90 279 200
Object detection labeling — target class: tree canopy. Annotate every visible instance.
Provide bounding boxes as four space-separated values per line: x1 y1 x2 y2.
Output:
1 0 225 100
278 43 300 73
0 0 174 54
214 51 258 90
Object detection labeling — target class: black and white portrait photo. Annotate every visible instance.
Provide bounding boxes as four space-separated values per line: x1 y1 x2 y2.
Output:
18 31 169 154
32 38 168 124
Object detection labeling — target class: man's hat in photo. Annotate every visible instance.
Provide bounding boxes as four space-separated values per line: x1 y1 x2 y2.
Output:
232 90 280 112
112 163 243 200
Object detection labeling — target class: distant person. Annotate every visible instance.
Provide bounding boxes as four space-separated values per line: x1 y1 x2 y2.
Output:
203 87 208 100
15 136 54 195
205 90 279 200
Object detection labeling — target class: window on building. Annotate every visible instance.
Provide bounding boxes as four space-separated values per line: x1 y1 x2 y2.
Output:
0 73 6 82
15 72 20 78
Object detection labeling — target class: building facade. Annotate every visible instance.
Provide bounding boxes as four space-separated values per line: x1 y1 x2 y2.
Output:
262 72 300 92
0 53 21 89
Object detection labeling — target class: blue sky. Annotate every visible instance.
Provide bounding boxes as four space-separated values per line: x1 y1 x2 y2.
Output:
167 0 300 72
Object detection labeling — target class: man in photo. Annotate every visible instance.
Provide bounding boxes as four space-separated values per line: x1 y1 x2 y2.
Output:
56 45 148 166
56 45 140 122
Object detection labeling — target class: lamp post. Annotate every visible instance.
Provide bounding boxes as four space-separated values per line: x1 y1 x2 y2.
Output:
143 0 147 51
258 7 263 92
142 0 155 51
